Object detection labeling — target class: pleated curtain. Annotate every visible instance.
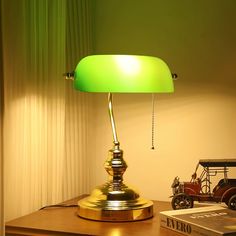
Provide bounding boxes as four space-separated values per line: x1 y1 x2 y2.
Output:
1 0 93 224
0 0 4 232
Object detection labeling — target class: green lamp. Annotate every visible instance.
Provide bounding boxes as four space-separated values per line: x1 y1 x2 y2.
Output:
67 54 174 222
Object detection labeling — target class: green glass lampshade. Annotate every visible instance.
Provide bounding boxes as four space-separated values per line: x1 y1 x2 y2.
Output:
73 55 174 93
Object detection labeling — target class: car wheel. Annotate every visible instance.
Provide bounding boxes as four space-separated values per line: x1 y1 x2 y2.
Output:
200 184 211 194
228 194 236 210
171 193 194 210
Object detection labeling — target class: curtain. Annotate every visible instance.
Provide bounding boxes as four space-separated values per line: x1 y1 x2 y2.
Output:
0 0 4 233
2 0 93 222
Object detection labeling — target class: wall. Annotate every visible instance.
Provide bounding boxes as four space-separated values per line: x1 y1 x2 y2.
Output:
90 0 236 201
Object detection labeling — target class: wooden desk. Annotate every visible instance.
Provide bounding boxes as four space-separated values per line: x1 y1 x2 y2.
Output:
5 195 182 236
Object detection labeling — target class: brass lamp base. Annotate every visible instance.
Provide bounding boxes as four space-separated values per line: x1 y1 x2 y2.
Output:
77 182 153 221
77 93 153 222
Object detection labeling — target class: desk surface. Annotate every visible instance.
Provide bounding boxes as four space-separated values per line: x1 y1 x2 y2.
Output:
6 195 182 236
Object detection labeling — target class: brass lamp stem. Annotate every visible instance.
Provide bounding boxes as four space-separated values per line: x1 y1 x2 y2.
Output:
108 93 120 148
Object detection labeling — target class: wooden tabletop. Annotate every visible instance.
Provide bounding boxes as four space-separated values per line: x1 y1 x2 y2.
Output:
5 195 183 236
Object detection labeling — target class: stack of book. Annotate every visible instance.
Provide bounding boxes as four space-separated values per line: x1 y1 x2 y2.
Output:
160 205 236 236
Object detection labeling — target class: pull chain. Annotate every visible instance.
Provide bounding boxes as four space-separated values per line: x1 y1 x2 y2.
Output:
151 94 155 150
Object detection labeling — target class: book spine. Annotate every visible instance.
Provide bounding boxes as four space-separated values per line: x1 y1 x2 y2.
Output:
159 213 221 236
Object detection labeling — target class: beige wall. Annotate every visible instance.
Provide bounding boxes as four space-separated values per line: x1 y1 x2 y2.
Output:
90 0 236 201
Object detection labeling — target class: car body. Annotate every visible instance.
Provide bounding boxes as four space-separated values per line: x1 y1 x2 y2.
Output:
171 159 236 210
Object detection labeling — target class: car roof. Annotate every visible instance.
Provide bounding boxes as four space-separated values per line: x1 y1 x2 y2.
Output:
199 159 236 167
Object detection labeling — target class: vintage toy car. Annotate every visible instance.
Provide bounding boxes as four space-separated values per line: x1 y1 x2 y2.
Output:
171 159 236 210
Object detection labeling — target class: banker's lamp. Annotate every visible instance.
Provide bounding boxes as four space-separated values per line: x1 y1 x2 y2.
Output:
67 55 174 222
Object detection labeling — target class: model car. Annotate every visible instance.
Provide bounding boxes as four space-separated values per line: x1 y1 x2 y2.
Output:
171 159 236 210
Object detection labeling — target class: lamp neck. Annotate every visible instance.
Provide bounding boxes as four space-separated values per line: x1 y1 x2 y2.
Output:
108 93 120 149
